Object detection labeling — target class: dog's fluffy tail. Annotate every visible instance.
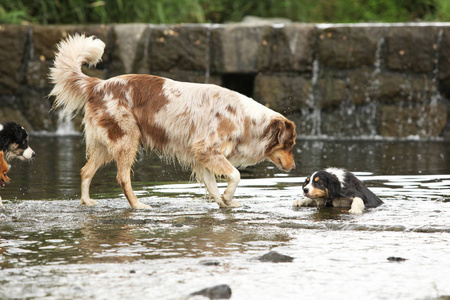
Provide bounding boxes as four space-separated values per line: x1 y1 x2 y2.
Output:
49 34 105 118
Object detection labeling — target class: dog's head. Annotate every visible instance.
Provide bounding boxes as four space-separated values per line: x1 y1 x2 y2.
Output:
0 151 10 188
264 117 296 171
302 170 341 201
0 122 35 161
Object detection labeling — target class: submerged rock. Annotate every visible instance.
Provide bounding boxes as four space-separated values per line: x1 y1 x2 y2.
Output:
387 256 408 262
199 260 221 266
190 284 232 299
257 251 294 263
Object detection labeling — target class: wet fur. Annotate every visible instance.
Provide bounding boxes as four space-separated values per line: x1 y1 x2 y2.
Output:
294 168 383 214
0 121 35 161
49 34 297 209
0 151 10 207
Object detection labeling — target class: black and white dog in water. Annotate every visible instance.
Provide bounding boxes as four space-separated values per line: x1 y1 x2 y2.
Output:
0 121 35 161
293 167 383 214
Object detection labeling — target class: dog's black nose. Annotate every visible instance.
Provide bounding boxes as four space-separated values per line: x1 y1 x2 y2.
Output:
303 188 309 194
32 152 36 158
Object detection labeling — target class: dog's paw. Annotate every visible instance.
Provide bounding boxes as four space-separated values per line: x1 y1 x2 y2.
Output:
348 197 364 214
225 200 242 208
132 201 152 210
293 199 311 207
81 198 99 207
348 207 363 214
216 200 228 208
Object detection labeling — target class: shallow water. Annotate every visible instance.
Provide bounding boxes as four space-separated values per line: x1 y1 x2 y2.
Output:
0 136 449 299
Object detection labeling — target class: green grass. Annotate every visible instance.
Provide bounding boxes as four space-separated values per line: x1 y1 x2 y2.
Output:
0 0 449 25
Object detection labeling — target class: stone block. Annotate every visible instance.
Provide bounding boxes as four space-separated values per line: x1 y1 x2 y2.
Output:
26 60 52 89
321 104 378 137
317 25 385 68
317 75 347 108
438 27 450 81
18 88 56 131
0 25 29 94
253 73 312 114
31 25 112 62
348 67 378 105
386 26 439 73
378 102 447 138
0 106 32 130
153 71 221 85
149 24 209 72
258 24 316 72
377 73 436 104
211 24 271 73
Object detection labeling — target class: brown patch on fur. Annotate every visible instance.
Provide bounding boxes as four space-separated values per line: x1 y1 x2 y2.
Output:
310 187 328 199
87 98 125 141
189 122 196 136
241 117 252 143
226 104 236 115
127 75 169 150
192 142 235 176
0 151 10 187
217 116 236 136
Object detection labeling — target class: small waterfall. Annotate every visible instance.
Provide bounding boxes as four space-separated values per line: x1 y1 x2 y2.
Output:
431 28 444 104
302 58 321 136
205 24 212 84
55 110 80 136
365 37 385 136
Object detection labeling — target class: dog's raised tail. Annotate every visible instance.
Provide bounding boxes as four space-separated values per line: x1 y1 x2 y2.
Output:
49 34 105 118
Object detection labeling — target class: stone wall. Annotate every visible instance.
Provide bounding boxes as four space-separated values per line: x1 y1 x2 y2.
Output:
0 23 449 139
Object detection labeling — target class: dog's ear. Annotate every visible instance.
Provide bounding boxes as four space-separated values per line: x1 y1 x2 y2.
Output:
326 176 341 199
0 134 9 152
264 119 283 153
264 118 296 153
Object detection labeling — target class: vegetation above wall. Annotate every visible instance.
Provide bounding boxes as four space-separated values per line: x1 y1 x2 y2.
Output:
0 0 450 25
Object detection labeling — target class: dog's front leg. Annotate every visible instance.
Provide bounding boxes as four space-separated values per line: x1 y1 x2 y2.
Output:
292 198 315 207
222 168 241 208
348 197 365 214
116 152 151 210
202 169 227 208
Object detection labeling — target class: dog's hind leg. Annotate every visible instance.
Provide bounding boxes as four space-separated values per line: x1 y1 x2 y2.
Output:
115 149 151 209
81 146 112 206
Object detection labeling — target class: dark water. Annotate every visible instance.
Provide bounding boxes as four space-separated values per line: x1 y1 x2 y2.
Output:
1 136 449 299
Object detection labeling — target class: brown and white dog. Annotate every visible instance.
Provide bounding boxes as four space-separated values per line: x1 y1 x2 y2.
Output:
0 151 10 207
49 34 297 209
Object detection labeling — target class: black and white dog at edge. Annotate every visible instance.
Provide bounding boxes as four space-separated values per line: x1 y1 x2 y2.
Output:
293 167 383 214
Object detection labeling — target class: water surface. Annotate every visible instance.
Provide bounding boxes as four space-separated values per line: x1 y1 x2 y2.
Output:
1 136 449 299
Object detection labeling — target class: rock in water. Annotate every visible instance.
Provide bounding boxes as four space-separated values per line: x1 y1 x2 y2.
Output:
190 284 232 299
387 256 407 262
257 251 294 263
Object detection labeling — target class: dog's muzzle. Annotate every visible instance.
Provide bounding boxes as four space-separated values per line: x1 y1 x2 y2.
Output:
23 147 35 160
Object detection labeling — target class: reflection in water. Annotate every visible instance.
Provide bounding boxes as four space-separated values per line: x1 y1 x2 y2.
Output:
2 136 450 201
0 137 450 299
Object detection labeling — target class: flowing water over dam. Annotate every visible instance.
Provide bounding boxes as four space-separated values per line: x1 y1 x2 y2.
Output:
0 136 449 299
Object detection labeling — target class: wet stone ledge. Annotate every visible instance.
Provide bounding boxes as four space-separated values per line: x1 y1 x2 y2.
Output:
0 23 449 139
